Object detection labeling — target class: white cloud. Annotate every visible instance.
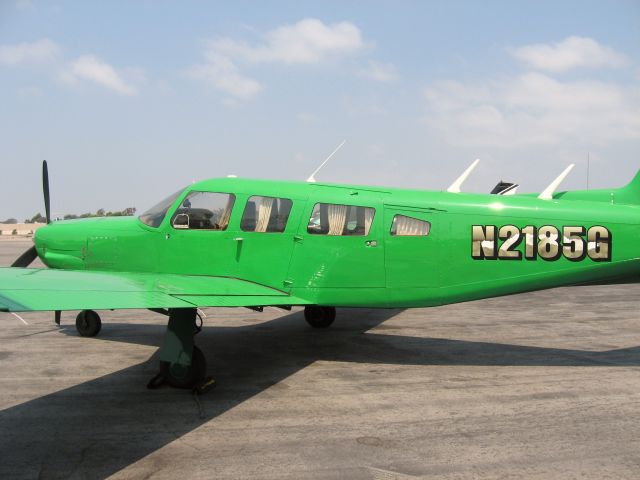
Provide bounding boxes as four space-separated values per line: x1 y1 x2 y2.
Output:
187 53 262 99
423 72 640 148
359 61 398 83
0 38 60 66
211 18 364 65
1 38 143 97
190 18 364 99
63 55 138 95
509 36 629 72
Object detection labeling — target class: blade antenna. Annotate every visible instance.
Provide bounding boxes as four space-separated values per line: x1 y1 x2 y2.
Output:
307 140 346 183
447 158 480 193
42 160 51 223
538 164 575 200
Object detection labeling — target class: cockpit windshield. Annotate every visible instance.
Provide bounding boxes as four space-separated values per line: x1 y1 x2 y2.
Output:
139 188 185 228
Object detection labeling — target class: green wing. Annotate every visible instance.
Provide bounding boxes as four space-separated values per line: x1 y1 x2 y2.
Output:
0 267 309 312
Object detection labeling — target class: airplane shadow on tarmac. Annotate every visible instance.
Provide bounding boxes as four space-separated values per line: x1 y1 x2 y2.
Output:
0 307 639 478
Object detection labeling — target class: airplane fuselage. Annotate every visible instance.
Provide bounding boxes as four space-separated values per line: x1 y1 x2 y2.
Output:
33 177 640 309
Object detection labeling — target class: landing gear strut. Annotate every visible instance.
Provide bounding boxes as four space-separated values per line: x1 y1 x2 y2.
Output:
148 308 214 392
160 345 207 388
75 309 102 337
304 306 336 328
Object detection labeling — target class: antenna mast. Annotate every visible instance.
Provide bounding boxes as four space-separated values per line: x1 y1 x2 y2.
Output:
307 140 346 183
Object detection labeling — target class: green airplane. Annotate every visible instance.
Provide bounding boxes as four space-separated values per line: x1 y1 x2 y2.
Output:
1 161 637 391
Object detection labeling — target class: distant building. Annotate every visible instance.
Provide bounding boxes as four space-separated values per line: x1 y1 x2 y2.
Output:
0 223 45 237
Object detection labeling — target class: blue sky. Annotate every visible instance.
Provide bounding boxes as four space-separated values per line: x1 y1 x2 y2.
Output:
1 0 639 220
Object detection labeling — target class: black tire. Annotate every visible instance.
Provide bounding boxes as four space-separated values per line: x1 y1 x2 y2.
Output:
304 306 336 328
161 345 207 389
75 310 102 337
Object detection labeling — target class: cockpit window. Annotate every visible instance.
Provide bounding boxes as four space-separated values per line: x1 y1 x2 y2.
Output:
139 188 185 228
170 191 235 230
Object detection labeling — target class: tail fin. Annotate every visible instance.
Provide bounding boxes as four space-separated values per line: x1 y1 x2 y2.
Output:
554 169 640 205
617 170 640 204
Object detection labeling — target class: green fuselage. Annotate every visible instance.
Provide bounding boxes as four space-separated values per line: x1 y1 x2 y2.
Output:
33 177 640 309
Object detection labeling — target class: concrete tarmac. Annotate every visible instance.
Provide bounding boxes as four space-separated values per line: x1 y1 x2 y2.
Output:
0 238 639 479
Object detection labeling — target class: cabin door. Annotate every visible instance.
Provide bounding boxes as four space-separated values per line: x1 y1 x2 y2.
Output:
233 195 302 291
384 207 440 289
160 191 239 277
286 191 385 290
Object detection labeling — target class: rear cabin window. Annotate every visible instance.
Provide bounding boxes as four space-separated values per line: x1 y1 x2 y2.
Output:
390 215 431 236
241 196 293 233
307 203 375 236
171 191 235 230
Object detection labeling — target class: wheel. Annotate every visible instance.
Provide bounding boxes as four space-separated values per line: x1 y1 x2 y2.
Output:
75 310 102 337
304 306 336 328
160 345 207 389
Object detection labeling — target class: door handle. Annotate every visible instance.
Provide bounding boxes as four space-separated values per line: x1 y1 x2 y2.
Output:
365 240 378 247
234 237 244 242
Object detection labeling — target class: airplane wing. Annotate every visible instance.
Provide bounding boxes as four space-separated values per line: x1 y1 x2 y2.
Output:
0 267 310 312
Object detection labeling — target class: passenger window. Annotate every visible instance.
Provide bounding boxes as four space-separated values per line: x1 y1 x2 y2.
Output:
171 192 235 230
241 196 293 233
307 203 375 236
390 215 431 236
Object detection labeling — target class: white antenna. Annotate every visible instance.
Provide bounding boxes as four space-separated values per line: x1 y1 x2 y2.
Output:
447 158 480 193
307 140 346 183
538 164 575 200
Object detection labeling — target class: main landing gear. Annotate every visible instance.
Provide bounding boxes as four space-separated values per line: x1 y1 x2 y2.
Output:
75 309 102 337
64 307 213 392
147 308 215 393
304 306 336 328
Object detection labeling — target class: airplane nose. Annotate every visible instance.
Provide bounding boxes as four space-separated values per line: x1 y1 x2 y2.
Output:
34 222 86 269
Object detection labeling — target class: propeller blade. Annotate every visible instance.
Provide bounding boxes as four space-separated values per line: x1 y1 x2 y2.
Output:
43 160 51 224
11 245 38 267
